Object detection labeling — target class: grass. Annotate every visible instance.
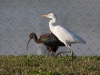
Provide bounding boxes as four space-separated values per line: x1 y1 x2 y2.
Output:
0 55 100 75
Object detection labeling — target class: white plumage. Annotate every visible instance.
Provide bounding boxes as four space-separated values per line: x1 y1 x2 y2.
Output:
42 13 86 56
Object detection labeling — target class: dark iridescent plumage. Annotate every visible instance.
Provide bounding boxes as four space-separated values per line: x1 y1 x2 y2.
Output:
40 33 65 46
26 32 67 56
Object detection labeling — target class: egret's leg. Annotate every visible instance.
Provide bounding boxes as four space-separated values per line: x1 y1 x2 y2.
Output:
56 43 74 61
72 51 74 62
56 42 72 55
56 48 74 62
56 46 72 56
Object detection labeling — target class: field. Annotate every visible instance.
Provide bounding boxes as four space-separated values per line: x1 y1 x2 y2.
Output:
0 55 100 75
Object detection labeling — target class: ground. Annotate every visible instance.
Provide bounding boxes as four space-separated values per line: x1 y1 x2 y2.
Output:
0 55 100 75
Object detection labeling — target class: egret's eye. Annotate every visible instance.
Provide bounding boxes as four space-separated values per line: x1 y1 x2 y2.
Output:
49 14 51 16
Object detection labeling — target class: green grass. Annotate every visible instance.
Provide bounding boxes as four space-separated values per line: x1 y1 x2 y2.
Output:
0 55 100 75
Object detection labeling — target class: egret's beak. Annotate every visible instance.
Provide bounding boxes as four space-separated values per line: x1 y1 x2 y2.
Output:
42 14 49 18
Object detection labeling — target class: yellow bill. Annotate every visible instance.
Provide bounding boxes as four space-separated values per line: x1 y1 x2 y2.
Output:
42 14 49 18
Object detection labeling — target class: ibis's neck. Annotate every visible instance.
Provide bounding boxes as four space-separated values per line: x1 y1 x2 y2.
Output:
33 35 42 44
49 18 56 32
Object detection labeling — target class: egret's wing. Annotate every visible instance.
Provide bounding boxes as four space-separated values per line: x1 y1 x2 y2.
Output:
55 25 86 44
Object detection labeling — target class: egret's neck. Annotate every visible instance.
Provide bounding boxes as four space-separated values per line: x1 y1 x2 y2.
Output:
49 18 56 32
49 18 56 25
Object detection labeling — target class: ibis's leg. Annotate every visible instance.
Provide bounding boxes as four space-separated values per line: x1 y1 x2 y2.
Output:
47 50 50 56
51 51 53 57
46 46 52 56
52 52 54 56
46 46 49 56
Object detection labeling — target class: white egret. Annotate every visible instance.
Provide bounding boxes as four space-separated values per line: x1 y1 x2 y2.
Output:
42 13 86 59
